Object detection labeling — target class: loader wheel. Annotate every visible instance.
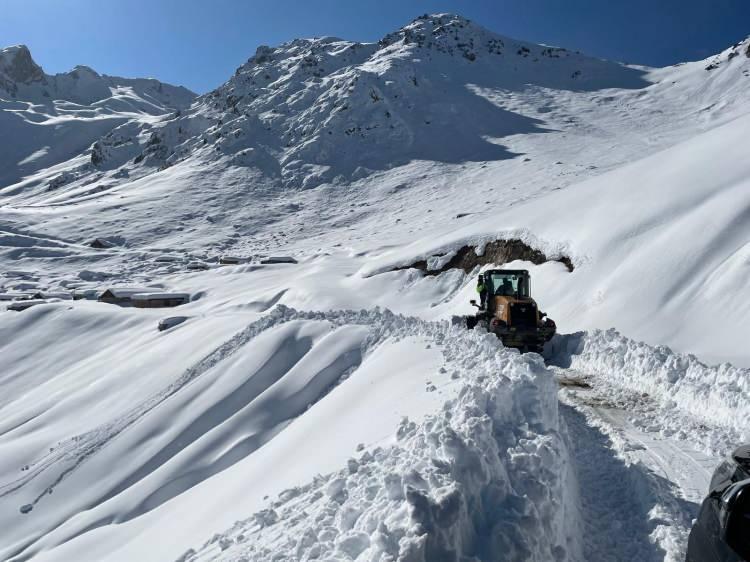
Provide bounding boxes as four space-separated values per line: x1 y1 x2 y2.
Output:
466 316 479 330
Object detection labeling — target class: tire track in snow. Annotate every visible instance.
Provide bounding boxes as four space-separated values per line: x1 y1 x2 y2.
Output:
558 373 715 561
560 402 669 561
591 406 715 504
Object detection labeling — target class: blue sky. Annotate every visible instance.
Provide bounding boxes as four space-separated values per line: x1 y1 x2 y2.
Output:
2 0 749 93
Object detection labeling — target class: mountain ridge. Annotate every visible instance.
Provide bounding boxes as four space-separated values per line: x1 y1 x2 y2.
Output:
0 43 196 105
1 13 660 197
0 43 197 189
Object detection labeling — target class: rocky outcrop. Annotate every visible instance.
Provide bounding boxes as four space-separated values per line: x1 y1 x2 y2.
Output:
0 45 46 97
396 238 574 275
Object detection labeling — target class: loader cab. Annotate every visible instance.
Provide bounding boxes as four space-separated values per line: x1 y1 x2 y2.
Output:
483 269 531 313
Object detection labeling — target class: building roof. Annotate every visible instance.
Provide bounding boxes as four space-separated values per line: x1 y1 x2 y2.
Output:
261 256 298 264
7 299 54 311
132 292 190 300
100 287 156 299
0 293 34 301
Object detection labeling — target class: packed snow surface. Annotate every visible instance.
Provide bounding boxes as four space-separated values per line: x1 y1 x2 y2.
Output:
1 12 750 562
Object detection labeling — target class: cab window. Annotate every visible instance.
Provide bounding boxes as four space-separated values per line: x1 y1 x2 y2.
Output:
489 273 529 297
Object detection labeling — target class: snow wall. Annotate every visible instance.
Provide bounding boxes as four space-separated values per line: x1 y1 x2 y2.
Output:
183 307 581 561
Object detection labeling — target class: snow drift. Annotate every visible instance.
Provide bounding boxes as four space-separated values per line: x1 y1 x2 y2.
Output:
0 304 577 561
186 313 575 562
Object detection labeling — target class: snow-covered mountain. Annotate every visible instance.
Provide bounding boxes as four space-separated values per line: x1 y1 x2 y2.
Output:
1 14 749 562
0 44 195 189
4 14 654 197
5 14 749 202
0 45 194 106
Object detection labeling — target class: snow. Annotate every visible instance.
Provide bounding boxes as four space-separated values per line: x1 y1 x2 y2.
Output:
187 326 574 562
558 398 704 562
260 256 298 264
549 329 750 454
158 316 189 331
72 288 99 300
1 12 750 562
5 298 58 311
366 112 750 366
2 22 748 367
545 326 749 560
100 287 161 298
3 307 576 562
0 293 34 301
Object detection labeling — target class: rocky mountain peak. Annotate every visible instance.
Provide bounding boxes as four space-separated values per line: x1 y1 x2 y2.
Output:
10 14 747 200
69 65 101 78
0 44 45 87
377 13 500 60
0 43 195 107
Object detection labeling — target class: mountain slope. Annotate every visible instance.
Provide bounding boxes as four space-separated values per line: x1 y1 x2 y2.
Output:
2 17 748 249
2 16 749 363
0 45 196 188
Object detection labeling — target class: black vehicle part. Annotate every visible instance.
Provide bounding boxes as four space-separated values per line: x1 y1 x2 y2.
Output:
722 479 750 560
509 302 537 328
732 445 750 472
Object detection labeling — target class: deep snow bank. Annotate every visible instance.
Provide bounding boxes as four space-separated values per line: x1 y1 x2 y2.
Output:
550 329 750 444
182 314 578 562
1 303 579 561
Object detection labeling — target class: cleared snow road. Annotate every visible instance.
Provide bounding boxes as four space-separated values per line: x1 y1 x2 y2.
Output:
556 369 718 562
